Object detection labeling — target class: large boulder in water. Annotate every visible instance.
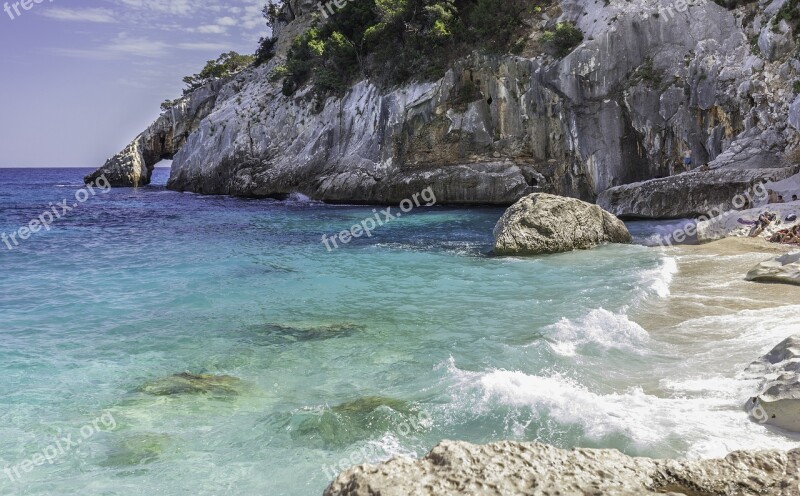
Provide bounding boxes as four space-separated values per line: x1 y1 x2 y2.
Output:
746 252 800 286
324 440 800 495
746 336 800 433
493 193 631 256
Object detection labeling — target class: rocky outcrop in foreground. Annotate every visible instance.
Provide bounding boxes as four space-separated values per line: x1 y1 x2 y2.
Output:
746 252 800 287
324 440 800 496
746 336 800 432
493 193 630 255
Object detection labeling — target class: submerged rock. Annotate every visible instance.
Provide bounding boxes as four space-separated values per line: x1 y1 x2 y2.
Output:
249 323 363 344
746 252 800 286
289 396 423 449
138 372 242 397
493 193 631 256
329 397 411 417
746 336 800 433
324 440 800 496
100 433 170 467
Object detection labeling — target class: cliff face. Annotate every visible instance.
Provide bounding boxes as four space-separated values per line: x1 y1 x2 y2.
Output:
88 0 800 210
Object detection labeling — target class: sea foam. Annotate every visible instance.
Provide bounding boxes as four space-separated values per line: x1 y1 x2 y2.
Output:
545 308 650 357
443 358 799 459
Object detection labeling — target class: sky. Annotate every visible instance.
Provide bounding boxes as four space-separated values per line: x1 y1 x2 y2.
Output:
0 0 270 167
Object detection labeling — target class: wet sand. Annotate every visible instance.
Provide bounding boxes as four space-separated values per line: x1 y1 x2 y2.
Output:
632 237 800 335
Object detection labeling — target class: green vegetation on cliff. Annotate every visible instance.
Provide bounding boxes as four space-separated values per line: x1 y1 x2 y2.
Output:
774 0 799 40
269 0 581 100
161 51 255 111
182 52 255 93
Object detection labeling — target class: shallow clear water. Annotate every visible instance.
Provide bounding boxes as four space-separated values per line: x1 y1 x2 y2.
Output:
1 168 798 495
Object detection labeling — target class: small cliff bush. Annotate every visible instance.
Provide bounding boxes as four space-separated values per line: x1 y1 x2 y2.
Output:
711 0 758 8
160 98 182 112
774 0 799 40
182 52 255 94
255 36 277 66
541 22 584 57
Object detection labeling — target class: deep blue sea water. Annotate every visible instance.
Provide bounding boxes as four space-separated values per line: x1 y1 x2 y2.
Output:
1 168 797 495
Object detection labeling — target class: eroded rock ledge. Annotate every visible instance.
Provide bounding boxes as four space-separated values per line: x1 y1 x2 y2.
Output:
598 166 800 220
746 335 800 431
324 440 800 496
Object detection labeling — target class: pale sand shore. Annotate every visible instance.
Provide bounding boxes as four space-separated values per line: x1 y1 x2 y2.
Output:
622 237 800 432
631 237 800 340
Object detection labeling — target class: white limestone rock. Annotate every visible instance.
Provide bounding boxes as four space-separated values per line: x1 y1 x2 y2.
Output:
493 193 631 255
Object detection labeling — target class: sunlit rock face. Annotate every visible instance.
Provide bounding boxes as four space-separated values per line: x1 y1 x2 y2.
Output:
89 0 799 210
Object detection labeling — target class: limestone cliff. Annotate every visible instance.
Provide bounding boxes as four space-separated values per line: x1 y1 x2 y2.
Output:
86 80 225 187
88 0 800 210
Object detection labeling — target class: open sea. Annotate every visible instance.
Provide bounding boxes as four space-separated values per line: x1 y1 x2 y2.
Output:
1 168 798 495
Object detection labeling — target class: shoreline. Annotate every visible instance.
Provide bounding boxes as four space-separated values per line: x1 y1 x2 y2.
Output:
325 235 800 494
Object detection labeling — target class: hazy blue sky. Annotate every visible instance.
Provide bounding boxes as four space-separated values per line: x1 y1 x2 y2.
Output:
0 0 269 167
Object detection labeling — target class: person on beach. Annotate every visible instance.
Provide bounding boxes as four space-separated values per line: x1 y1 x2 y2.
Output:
770 225 800 245
749 212 776 237
767 190 779 203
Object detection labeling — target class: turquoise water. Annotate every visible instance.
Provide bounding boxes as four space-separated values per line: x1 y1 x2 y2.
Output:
1 168 796 495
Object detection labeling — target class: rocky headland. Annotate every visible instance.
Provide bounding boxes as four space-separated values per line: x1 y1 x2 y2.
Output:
87 0 799 215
